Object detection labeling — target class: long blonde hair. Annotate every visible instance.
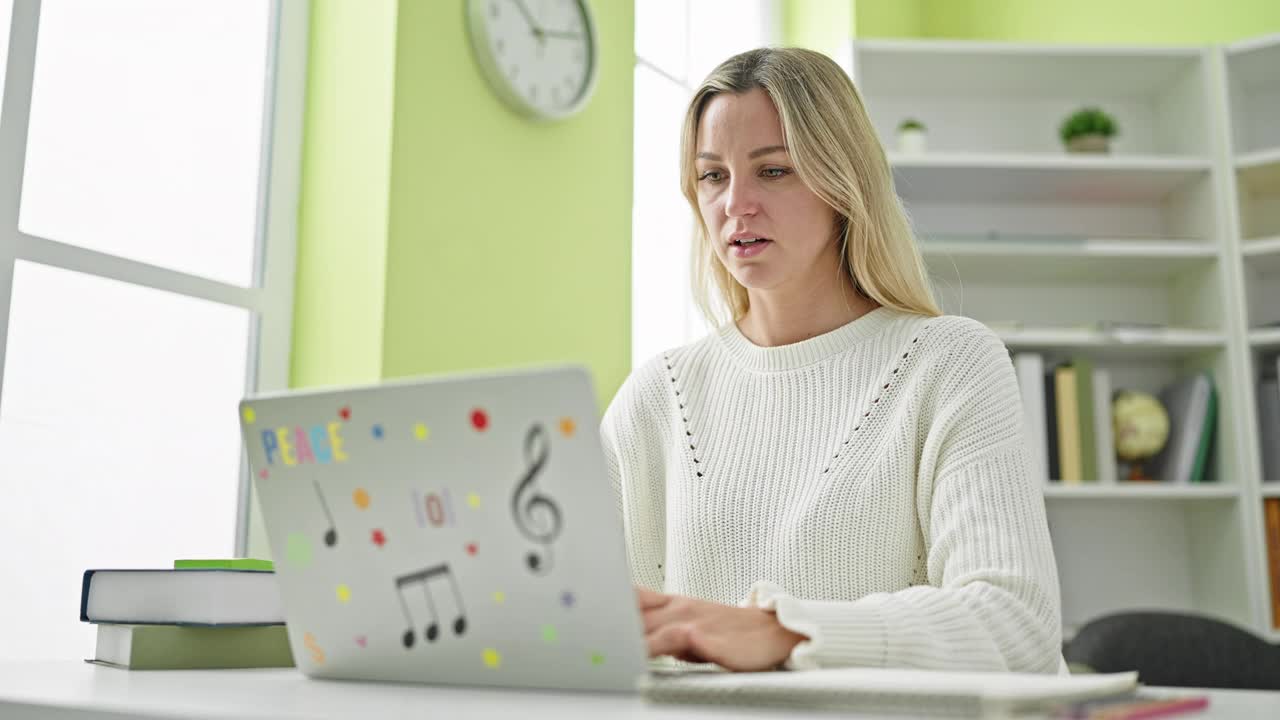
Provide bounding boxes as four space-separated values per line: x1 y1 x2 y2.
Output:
681 47 941 324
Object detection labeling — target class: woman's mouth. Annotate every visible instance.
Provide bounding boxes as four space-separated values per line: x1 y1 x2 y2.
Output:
730 237 772 258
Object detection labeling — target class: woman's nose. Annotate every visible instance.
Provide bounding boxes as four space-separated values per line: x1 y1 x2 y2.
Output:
723 177 759 218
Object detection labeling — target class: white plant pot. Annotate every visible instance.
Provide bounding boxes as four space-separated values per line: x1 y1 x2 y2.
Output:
897 128 927 155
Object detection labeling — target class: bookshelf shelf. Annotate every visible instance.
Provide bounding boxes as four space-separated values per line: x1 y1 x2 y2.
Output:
1042 484 1240 501
1242 235 1280 275
1251 328 1280 349
1236 147 1280 173
889 153 1209 204
998 329 1225 359
1261 484 1280 498
921 239 1216 283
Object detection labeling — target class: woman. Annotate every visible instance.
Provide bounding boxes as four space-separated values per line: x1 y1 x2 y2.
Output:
600 48 1064 674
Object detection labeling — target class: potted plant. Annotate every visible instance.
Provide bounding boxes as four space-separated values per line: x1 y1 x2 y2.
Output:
1059 107 1118 154
896 118 927 155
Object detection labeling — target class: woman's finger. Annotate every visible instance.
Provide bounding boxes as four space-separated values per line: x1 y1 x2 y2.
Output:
635 586 670 610
640 596 691 634
645 622 695 660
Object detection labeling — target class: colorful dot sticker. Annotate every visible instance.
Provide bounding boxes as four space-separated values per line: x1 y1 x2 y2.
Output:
590 652 605 666
372 424 384 440
336 584 351 603
258 469 269 480
541 624 558 644
466 542 478 556
482 648 502 668
286 533 312 568
371 529 386 547
304 632 325 665
414 423 430 440
561 591 575 608
353 488 370 509
559 417 575 437
466 492 481 509
355 635 368 648
471 409 489 431
492 591 506 604
338 406 351 421
242 407 256 424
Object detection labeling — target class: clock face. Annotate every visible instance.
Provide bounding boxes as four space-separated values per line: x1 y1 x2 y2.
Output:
467 0 598 120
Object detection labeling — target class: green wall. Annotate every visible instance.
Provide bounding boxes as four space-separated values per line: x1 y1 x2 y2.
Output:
381 0 634 406
290 0 633 402
854 0 1280 43
784 0 854 60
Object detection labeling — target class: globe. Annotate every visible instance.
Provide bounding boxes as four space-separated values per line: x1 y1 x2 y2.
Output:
1112 390 1169 481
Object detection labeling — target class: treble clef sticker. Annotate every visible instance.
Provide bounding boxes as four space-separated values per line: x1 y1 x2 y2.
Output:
510 423 563 575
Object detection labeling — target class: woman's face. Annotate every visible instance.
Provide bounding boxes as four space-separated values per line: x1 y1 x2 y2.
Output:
694 88 840 295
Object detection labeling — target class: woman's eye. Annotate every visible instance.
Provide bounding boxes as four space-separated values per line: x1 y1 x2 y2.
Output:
699 170 725 183
762 167 788 178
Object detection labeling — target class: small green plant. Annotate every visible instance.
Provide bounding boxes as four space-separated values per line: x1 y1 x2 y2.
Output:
898 118 926 132
1059 107 1118 144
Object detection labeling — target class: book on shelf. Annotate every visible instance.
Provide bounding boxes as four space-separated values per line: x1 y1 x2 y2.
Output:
1073 357 1098 484
1262 360 1280 482
89 623 294 670
1266 499 1280 630
81 560 283 626
1092 368 1118 484
1054 365 1084 483
1014 353 1050 482
1044 366 1061 482
1146 372 1216 484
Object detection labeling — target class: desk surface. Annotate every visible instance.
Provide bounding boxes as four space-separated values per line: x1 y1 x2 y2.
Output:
1 661 1277 720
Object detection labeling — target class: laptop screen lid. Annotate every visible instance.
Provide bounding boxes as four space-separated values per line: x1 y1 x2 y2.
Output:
238 364 648 691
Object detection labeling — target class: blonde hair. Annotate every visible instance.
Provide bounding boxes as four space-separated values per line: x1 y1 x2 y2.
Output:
681 47 941 324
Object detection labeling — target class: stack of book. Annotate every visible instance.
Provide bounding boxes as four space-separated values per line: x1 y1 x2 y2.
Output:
80 558 292 670
1013 354 1217 484
1258 355 1279 483
1266 500 1280 630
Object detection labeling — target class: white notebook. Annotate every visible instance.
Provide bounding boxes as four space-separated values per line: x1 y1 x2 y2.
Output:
640 667 1139 716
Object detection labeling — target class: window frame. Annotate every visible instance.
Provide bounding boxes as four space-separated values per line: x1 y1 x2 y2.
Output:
0 0 310 554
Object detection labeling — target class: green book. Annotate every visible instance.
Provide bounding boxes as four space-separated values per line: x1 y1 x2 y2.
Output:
173 558 274 571
1072 356 1097 482
90 624 294 670
1190 374 1218 483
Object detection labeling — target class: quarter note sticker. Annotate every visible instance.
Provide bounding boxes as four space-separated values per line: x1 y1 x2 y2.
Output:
314 480 338 547
511 424 563 575
394 563 467 648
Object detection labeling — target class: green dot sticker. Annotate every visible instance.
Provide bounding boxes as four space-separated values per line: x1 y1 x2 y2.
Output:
541 624 558 644
590 652 605 666
286 533 312 568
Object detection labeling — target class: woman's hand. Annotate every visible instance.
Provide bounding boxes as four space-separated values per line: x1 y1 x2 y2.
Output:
637 586 807 671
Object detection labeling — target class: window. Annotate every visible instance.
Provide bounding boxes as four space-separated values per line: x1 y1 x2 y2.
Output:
631 0 779 369
0 0 308 661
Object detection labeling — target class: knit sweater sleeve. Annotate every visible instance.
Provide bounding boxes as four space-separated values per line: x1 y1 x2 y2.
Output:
742 323 1065 674
600 361 667 592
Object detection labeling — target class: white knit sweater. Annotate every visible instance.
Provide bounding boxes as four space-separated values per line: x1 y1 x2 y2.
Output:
600 307 1065 673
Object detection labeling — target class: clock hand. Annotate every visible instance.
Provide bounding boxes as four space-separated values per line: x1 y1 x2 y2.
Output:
540 30 582 40
513 0 544 37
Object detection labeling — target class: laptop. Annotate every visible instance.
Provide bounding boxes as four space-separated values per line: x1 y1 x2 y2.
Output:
237 364 649 692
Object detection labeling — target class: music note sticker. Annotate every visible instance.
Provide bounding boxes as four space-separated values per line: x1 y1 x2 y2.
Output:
394 563 467 648
510 424 563 575
313 480 337 547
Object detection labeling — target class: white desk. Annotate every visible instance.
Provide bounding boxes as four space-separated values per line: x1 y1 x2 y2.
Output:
1 662 1277 719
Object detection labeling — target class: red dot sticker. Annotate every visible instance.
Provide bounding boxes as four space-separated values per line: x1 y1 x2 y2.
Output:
471 409 489 431
371 529 386 547
466 542 478 556
339 406 352 421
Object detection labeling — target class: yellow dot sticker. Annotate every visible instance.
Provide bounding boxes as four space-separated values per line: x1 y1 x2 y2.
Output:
353 488 370 509
414 423 430 440
242 407 256 424
492 591 505 604
467 493 481 509
336 584 351 603
559 417 576 437
482 648 502 668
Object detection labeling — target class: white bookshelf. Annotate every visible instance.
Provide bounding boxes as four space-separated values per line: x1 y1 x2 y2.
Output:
852 35 1280 641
